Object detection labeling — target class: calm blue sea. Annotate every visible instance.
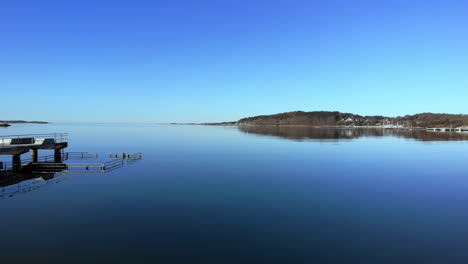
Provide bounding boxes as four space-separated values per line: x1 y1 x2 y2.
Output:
2 124 468 263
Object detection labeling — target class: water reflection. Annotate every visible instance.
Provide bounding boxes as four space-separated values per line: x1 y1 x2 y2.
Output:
0 170 67 199
0 152 142 199
238 126 468 141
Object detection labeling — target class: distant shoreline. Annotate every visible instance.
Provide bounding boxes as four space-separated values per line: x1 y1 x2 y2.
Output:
0 120 48 124
180 111 468 129
170 122 428 129
0 120 48 127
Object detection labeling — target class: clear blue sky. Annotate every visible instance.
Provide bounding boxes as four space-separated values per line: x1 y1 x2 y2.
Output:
1 0 467 123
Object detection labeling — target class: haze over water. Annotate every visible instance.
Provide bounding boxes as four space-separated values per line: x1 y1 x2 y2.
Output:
2 124 468 263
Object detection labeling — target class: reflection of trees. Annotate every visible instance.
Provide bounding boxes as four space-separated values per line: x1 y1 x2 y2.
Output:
237 126 468 142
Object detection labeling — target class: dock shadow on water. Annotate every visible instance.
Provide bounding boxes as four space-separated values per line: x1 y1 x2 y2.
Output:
238 126 468 142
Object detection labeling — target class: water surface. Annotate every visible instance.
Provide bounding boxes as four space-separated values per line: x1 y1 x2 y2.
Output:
1 124 468 263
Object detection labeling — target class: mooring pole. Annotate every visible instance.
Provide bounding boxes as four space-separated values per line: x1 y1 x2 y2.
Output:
54 149 62 163
31 149 38 163
12 154 21 171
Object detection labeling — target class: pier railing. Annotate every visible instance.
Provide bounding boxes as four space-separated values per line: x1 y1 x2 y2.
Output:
0 152 142 173
64 152 98 160
0 133 68 147
0 161 12 171
66 160 121 173
21 154 56 165
67 153 142 173
19 152 97 165
0 152 98 172
127 153 143 164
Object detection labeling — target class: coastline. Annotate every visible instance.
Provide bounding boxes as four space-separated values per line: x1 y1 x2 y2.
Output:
177 123 428 130
0 121 48 127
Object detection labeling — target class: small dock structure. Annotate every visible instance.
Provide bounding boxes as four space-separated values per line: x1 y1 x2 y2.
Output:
0 133 68 171
426 127 468 132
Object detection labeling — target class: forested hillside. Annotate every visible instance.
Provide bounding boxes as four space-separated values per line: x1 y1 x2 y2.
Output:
235 111 468 128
